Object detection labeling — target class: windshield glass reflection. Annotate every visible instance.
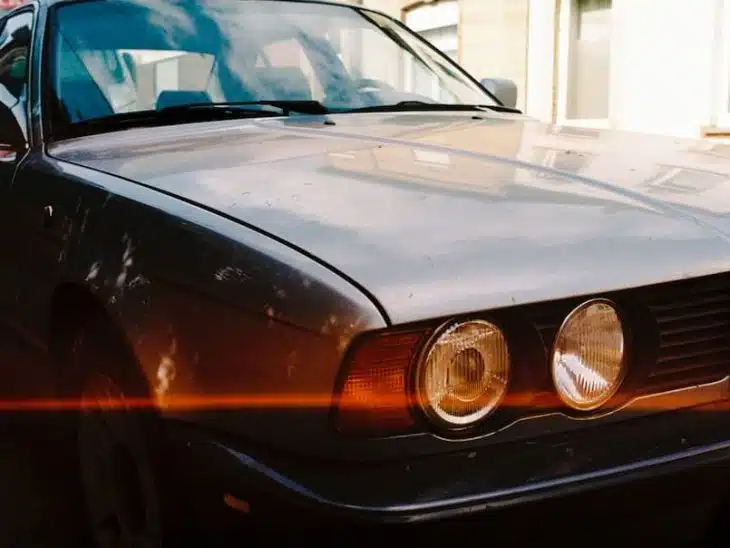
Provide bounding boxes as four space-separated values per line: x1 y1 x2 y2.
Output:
48 0 495 128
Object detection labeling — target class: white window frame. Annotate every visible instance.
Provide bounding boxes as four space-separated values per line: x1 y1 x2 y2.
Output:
717 1 730 128
556 0 613 129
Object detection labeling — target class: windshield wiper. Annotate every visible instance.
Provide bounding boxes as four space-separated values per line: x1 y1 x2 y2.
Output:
342 101 521 114
159 100 330 116
63 108 284 138
59 100 330 139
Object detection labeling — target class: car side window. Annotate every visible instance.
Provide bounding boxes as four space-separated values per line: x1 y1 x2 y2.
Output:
0 11 32 108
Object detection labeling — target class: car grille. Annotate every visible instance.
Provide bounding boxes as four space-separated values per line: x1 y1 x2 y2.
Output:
524 272 730 394
644 273 730 390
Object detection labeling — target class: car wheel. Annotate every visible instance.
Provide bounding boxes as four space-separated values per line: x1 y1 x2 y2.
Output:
57 317 170 548
77 371 163 548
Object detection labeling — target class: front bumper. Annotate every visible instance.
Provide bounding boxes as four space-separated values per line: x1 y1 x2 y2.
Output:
168 381 730 528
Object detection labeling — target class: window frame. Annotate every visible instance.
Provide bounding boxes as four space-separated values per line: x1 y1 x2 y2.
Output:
556 0 613 128
0 6 35 147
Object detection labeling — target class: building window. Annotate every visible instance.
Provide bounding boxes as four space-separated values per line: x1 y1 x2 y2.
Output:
643 166 726 196
403 1 459 101
558 0 613 125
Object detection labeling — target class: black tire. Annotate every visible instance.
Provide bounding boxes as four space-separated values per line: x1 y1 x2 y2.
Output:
54 308 176 548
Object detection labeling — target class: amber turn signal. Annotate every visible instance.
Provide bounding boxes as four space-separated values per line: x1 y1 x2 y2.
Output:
333 330 427 434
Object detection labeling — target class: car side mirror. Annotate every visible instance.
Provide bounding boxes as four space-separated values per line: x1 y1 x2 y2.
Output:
0 101 26 155
480 77 518 109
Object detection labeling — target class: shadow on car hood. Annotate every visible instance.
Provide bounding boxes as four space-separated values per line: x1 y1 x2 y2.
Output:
49 111 730 324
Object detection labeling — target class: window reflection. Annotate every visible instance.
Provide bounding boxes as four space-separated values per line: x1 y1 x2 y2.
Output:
643 166 727 195
532 146 592 179
48 0 495 126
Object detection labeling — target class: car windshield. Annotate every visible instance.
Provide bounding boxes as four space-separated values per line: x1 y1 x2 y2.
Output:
46 0 497 135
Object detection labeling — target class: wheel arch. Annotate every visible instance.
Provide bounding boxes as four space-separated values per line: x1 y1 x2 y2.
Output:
47 280 154 399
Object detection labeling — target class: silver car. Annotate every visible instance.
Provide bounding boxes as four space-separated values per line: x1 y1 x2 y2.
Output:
0 0 728 546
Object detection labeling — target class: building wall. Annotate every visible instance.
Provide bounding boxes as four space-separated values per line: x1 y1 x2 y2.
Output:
459 0 529 111
527 0 730 141
360 0 404 17
362 0 530 111
611 0 717 138
364 0 730 141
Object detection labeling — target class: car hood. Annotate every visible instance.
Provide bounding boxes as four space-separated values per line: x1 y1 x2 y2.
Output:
49 112 730 324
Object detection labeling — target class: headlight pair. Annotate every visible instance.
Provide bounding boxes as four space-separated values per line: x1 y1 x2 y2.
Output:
415 300 627 430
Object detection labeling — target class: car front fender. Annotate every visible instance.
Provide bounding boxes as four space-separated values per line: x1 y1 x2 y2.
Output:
52 160 387 454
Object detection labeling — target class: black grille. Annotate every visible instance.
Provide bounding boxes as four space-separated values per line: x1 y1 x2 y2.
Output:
522 273 730 393
644 273 730 390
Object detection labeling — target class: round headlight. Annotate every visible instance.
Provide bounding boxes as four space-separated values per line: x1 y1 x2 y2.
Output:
416 320 510 428
551 299 627 411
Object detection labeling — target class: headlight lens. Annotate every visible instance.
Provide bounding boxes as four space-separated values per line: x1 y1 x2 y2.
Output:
551 300 626 411
416 320 510 428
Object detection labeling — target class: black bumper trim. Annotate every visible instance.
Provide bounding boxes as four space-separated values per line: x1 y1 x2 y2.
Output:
177 433 730 523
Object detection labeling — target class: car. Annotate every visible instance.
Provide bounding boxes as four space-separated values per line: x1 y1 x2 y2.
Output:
2 0 730 545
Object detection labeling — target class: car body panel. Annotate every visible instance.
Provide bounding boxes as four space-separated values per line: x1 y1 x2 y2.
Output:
4 153 387 452
49 112 730 325
174 386 730 522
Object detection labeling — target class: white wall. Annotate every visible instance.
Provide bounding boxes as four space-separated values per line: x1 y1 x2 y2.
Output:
459 0 530 111
527 0 725 139
360 0 403 18
526 0 558 122
610 0 718 138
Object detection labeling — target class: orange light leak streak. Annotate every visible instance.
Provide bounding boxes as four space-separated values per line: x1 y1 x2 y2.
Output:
0 392 727 412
